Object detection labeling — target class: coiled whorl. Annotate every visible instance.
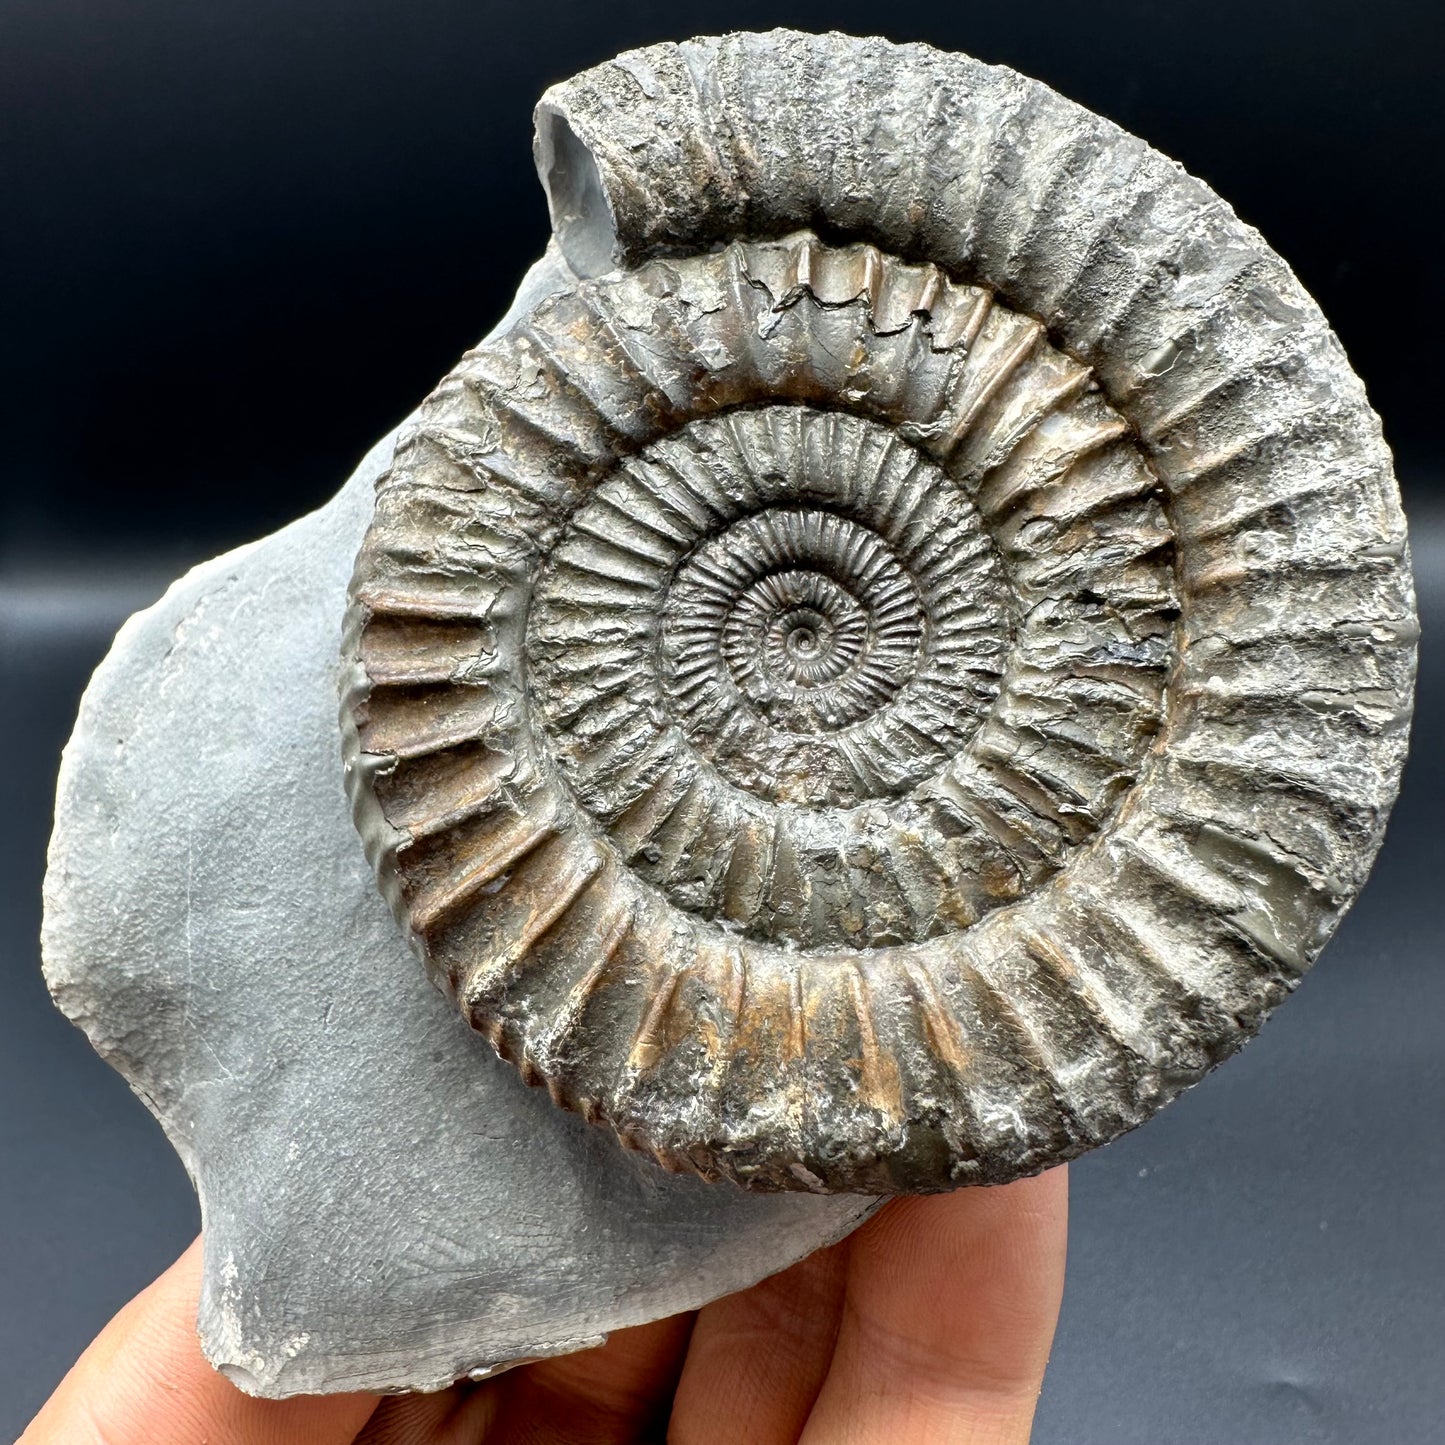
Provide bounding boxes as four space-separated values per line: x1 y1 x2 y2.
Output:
345 32 1415 1192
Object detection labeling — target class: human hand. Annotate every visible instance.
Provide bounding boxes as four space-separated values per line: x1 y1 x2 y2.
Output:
22 1167 1066 1444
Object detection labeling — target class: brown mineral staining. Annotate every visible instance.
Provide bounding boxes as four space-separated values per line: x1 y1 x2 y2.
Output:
342 32 1414 1192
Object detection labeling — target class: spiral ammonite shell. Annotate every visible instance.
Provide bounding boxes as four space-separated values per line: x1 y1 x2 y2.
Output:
342 31 1416 1192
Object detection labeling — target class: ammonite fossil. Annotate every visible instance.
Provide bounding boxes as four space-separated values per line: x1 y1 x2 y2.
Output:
342 31 1416 1193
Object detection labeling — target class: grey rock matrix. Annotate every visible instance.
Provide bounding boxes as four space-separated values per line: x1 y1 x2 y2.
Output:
41 253 875 1397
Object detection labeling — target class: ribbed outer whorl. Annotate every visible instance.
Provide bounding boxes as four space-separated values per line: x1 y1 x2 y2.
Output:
343 34 1416 1192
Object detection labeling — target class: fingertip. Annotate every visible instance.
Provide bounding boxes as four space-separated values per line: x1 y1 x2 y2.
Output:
798 1169 1069 1444
22 1237 377 1445
853 1166 1066 1297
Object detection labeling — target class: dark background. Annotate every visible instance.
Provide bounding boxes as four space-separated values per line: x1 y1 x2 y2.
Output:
2 2 1441 1441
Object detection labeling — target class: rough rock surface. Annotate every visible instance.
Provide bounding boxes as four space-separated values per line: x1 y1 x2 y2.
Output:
41 253 874 1398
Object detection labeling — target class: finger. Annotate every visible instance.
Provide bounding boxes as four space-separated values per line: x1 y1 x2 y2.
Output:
668 1240 849 1444
354 1382 498 1444
799 1167 1068 1445
484 1311 695 1445
20 1237 378 1445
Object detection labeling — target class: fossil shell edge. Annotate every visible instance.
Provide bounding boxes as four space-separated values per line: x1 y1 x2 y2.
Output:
343 32 1416 1193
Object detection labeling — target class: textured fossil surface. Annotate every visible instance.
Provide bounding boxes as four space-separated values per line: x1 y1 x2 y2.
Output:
345 31 1416 1193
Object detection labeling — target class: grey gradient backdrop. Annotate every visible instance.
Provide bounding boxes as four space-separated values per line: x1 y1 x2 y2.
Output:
2 2 1441 1440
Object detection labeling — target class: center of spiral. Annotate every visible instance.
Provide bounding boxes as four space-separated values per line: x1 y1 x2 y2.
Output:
719 565 876 717
529 404 1014 821
784 621 819 658
684 514 921 749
